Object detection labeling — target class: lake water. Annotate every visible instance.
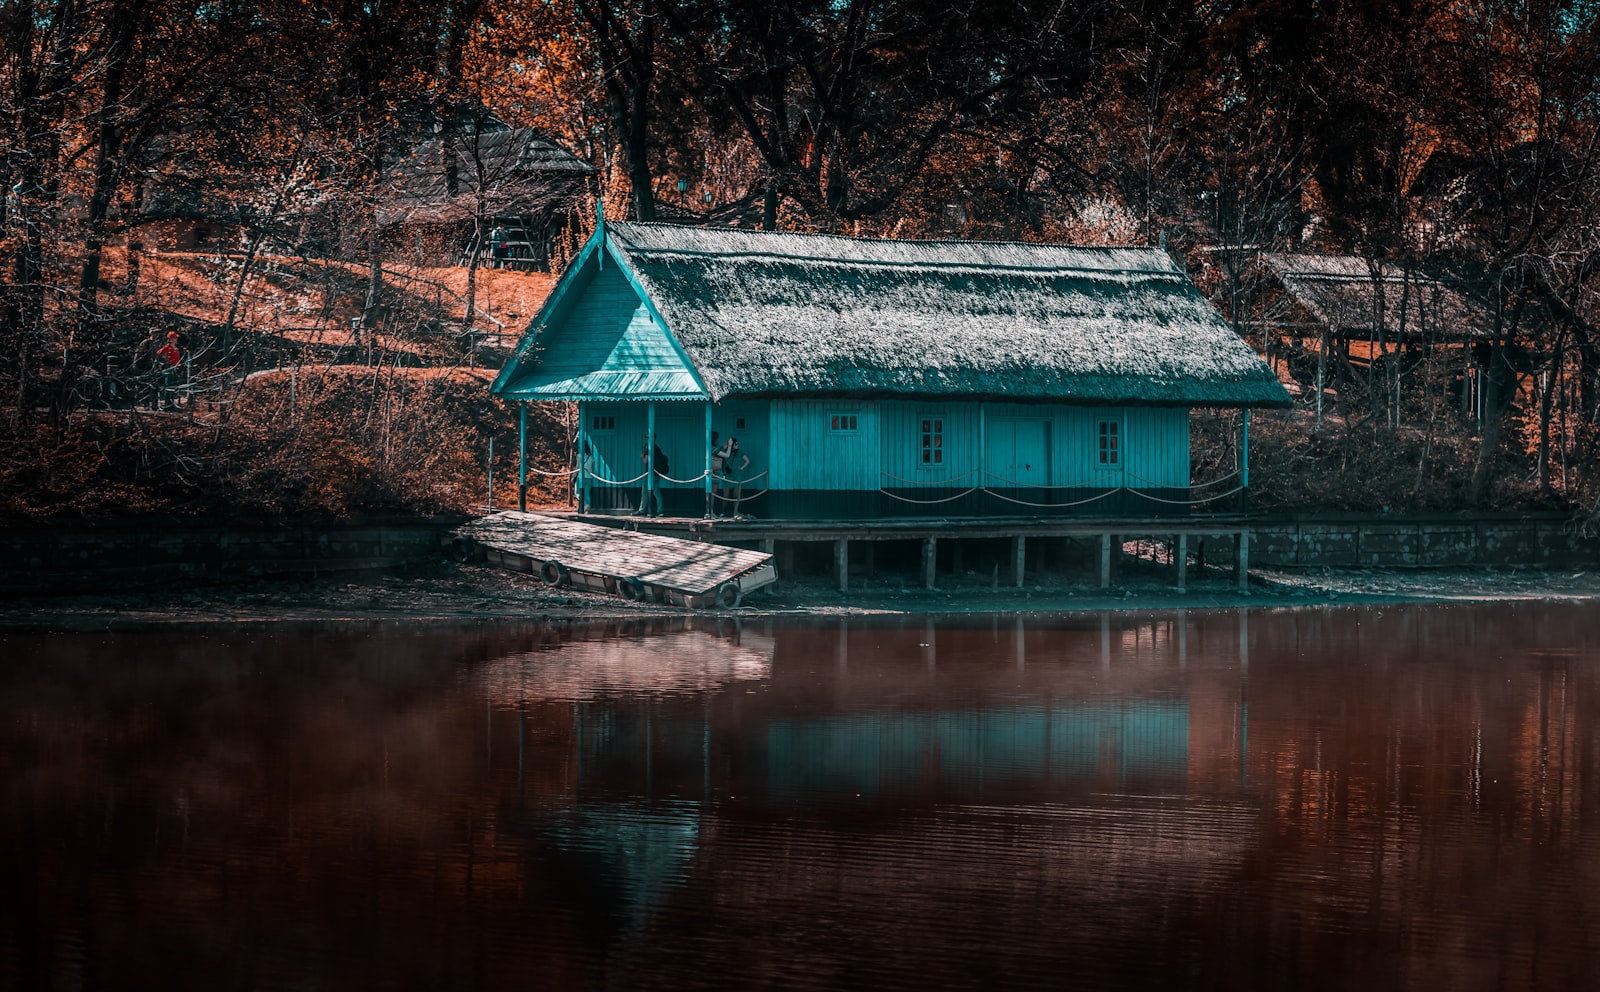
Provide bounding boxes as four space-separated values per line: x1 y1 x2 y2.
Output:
4 604 1600 991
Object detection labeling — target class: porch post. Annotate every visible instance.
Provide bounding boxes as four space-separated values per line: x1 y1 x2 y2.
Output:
1240 408 1251 513
517 402 528 511
1176 532 1188 591
576 402 587 514
646 400 657 514
1236 528 1250 593
922 537 938 590
1012 535 1026 588
704 401 714 518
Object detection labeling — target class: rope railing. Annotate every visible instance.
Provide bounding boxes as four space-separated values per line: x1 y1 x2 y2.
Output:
714 469 769 488
880 467 981 486
525 464 579 477
881 487 982 505
983 487 1120 509
1126 485 1245 505
981 470 1106 490
1123 468 1241 490
585 469 650 486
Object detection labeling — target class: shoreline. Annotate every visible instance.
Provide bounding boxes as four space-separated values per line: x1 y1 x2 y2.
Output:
2 561 1598 632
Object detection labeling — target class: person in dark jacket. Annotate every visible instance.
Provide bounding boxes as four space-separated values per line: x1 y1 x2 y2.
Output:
638 442 668 516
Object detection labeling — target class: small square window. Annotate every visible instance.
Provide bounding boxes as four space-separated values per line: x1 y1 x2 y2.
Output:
590 414 616 433
919 417 944 465
829 413 859 433
735 417 746 429
1097 419 1119 466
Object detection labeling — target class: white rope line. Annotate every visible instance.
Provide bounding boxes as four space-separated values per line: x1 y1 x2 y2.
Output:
982 470 1108 489
1124 468 1240 490
880 487 980 505
982 488 1119 508
586 469 650 486
525 465 579 477
659 470 710 485
1126 486 1245 505
880 467 980 485
714 470 769 486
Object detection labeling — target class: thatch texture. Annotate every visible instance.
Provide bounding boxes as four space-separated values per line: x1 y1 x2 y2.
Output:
1264 253 1491 341
378 127 594 226
604 223 1290 407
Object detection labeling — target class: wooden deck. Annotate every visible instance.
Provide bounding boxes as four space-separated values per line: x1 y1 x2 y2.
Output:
457 511 776 608
550 511 1255 593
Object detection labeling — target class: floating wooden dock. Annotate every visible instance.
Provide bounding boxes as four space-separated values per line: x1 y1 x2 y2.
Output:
455 511 776 608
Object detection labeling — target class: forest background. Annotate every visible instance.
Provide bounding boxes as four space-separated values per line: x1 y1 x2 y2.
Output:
2 0 1598 524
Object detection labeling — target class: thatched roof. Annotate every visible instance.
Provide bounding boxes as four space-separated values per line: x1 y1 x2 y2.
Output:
498 223 1292 407
1264 253 1492 340
378 127 594 226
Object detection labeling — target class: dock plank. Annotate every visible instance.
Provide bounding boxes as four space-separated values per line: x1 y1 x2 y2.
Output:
460 511 773 596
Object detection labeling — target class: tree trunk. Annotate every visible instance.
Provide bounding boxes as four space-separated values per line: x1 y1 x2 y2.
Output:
1469 339 1517 504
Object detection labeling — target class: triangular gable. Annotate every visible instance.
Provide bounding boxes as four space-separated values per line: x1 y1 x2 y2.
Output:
493 232 707 401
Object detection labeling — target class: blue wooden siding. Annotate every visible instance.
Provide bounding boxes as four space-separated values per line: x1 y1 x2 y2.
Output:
769 400 882 490
510 258 700 398
577 398 1190 515
723 400 1189 492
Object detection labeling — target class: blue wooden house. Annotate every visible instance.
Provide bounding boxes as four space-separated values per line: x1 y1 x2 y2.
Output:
492 219 1291 519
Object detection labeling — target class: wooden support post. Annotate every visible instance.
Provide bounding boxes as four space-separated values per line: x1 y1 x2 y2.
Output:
1236 529 1250 593
518 402 528 511
1099 532 1112 589
1012 535 1026 588
835 539 849 592
1240 408 1251 514
760 538 775 554
1175 533 1187 592
704 401 714 518
922 537 938 590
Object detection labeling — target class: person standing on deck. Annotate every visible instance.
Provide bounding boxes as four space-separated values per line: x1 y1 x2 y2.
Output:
638 442 667 516
720 437 750 517
709 432 723 508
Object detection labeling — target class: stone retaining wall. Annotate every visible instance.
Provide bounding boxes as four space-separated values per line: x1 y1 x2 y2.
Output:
1247 514 1600 569
0 518 462 595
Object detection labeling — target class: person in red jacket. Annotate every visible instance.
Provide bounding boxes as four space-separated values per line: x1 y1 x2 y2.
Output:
155 331 181 408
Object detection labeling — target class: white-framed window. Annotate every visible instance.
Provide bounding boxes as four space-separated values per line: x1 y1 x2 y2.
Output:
590 414 616 433
919 416 944 465
829 413 859 433
1097 418 1120 466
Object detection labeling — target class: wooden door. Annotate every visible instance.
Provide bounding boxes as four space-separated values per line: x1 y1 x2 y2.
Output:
987 419 1051 487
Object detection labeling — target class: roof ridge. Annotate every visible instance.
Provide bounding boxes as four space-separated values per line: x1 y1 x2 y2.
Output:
606 223 1180 276
609 220 1162 253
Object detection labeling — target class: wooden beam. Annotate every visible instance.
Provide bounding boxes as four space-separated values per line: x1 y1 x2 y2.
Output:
922 537 937 589
1175 533 1187 591
835 538 849 592
1099 532 1112 589
1236 529 1250 593
1012 535 1026 588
